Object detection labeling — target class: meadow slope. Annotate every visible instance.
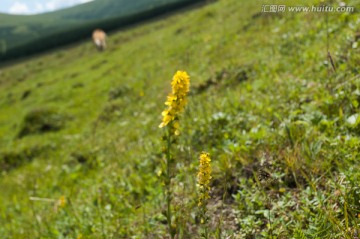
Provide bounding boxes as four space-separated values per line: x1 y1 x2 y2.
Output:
0 0 360 238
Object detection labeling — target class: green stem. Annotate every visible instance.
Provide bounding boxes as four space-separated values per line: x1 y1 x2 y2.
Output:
96 194 106 239
200 196 209 239
267 196 272 239
204 218 209 239
165 126 175 239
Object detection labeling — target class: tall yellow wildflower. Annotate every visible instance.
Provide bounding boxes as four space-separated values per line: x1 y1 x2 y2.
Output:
159 71 190 130
197 152 212 207
159 70 190 239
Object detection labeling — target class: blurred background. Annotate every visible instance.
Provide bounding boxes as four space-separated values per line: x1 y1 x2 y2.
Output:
0 0 203 61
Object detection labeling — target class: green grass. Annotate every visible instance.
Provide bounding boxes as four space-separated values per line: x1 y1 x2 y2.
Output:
0 0 360 238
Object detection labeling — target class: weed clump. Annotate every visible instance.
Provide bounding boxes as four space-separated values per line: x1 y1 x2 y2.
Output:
194 65 252 94
98 102 123 122
17 108 67 138
21 89 31 100
0 145 51 171
108 85 130 101
69 149 98 169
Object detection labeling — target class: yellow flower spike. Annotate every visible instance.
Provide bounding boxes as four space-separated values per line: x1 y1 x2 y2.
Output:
197 152 212 239
159 71 190 132
197 152 212 207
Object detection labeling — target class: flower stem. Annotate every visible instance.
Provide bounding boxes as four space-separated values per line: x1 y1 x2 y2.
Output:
165 126 175 239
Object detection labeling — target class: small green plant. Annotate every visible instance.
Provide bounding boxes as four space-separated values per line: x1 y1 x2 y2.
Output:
159 70 190 239
17 108 68 138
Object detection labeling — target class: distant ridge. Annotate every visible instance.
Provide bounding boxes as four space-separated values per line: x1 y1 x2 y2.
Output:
0 0 205 61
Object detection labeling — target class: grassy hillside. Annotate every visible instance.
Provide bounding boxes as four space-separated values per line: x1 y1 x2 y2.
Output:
0 0 360 238
0 0 204 61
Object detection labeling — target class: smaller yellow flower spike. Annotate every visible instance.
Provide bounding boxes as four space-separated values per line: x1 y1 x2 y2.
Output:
159 71 190 130
197 152 212 207
58 196 66 208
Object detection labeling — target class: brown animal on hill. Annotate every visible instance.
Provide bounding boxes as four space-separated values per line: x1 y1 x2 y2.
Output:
92 29 107 51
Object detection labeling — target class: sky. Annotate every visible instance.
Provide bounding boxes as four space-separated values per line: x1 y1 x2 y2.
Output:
0 0 94 15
